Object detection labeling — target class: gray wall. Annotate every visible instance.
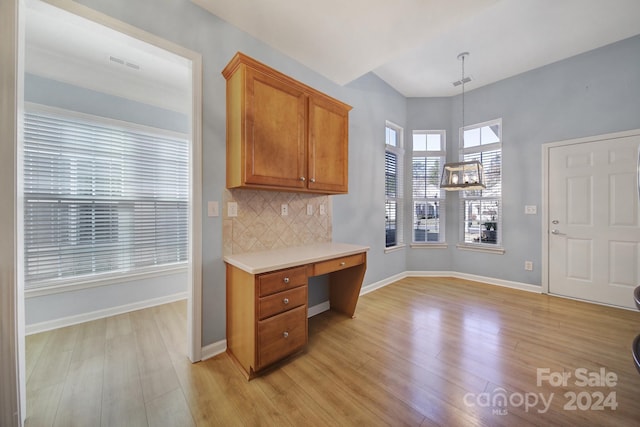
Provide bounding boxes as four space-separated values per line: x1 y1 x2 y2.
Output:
406 34 640 285
65 0 640 347
24 73 188 133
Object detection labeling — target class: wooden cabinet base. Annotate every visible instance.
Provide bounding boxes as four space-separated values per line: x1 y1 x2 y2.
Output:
225 247 367 379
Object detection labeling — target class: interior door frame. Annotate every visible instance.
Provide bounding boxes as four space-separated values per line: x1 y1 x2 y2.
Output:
541 128 640 296
24 0 203 359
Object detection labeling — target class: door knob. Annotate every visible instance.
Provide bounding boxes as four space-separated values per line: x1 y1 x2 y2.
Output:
551 229 565 235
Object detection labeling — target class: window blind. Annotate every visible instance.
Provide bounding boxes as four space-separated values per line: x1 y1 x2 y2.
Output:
385 151 398 247
460 119 502 245
23 108 189 289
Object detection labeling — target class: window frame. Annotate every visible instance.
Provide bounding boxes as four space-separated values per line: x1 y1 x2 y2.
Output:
384 121 405 251
457 118 504 253
411 129 447 247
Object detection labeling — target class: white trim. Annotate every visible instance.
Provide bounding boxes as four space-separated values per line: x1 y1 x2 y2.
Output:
384 243 406 254
26 291 188 335
541 128 640 297
360 272 408 295
188 53 203 363
456 243 505 254
201 339 227 361
410 243 448 249
308 301 330 317
360 270 541 296
445 272 541 294
1 0 22 423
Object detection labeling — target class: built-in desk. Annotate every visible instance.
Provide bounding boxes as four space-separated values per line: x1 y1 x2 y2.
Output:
224 242 368 379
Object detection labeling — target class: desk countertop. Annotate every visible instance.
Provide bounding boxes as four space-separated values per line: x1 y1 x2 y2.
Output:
223 242 369 274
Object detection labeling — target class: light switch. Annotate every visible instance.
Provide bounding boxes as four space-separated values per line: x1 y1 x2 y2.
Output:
525 205 537 215
207 201 219 217
319 204 326 216
306 204 313 215
227 202 238 217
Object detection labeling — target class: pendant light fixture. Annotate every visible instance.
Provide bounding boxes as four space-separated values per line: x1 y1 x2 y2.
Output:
440 52 486 191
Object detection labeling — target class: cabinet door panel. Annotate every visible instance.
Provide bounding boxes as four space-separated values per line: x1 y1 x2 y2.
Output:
308 95 349 193
246 69 307 188
257 305 307 369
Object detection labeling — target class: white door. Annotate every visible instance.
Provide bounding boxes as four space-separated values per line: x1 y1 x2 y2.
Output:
548 134 640 309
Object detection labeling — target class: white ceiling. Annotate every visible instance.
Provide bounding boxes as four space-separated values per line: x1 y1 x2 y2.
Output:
193 0 640 97
25 0 191 112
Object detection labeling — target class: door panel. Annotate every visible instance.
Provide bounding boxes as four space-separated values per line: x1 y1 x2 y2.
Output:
245 68 307 188
548 135 640 308
307 95 348 193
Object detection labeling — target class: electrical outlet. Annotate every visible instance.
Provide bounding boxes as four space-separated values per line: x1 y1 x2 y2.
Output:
525 205 537 215
319 204 326 215
281 204 288 216
227 202 238 217
306 204 313 215
524 261 533 271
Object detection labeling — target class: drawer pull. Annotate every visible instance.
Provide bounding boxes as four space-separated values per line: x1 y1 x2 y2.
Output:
283 277 290 284
340 262 346 266
283 331 289 338
283 297 289 305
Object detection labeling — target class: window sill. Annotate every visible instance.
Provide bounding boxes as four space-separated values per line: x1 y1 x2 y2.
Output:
456 243 505 255
25 264 189 298
410 243 448 249
384 243 406 254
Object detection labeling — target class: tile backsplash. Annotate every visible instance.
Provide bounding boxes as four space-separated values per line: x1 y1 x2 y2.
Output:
223 189 332 255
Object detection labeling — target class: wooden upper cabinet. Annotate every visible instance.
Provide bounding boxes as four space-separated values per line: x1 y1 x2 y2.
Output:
222 52 352 194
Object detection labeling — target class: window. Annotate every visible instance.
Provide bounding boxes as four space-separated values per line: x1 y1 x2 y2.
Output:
460 119 502 246
23 105 189 289
412 130 445 243
385 122 403 248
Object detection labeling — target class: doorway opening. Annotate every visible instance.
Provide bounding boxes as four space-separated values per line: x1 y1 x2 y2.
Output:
19 0 202 418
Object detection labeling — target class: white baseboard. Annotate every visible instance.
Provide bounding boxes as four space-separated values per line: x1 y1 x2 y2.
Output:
308 301 330 317
25 292 188 335
201 339 227 361
360 272 408 295
363 271 541 296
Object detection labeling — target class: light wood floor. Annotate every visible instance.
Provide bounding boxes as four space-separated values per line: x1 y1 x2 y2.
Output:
26 277 640 426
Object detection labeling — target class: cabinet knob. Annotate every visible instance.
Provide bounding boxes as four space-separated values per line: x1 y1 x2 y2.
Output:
299 177 306 182
283 331 289 338
310 178 316 183
340 262 346 266
283 297 289 305
283 277 290 284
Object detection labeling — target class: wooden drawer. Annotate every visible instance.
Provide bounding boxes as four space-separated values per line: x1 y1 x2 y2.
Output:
257 305 307 369
258 285 307 320
258 266 307 297
313 253 364 276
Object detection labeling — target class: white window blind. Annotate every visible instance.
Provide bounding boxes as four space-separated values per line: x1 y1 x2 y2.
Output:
385 122 404 248
412 130 445 243
23 107 189 289
460 119 502 246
